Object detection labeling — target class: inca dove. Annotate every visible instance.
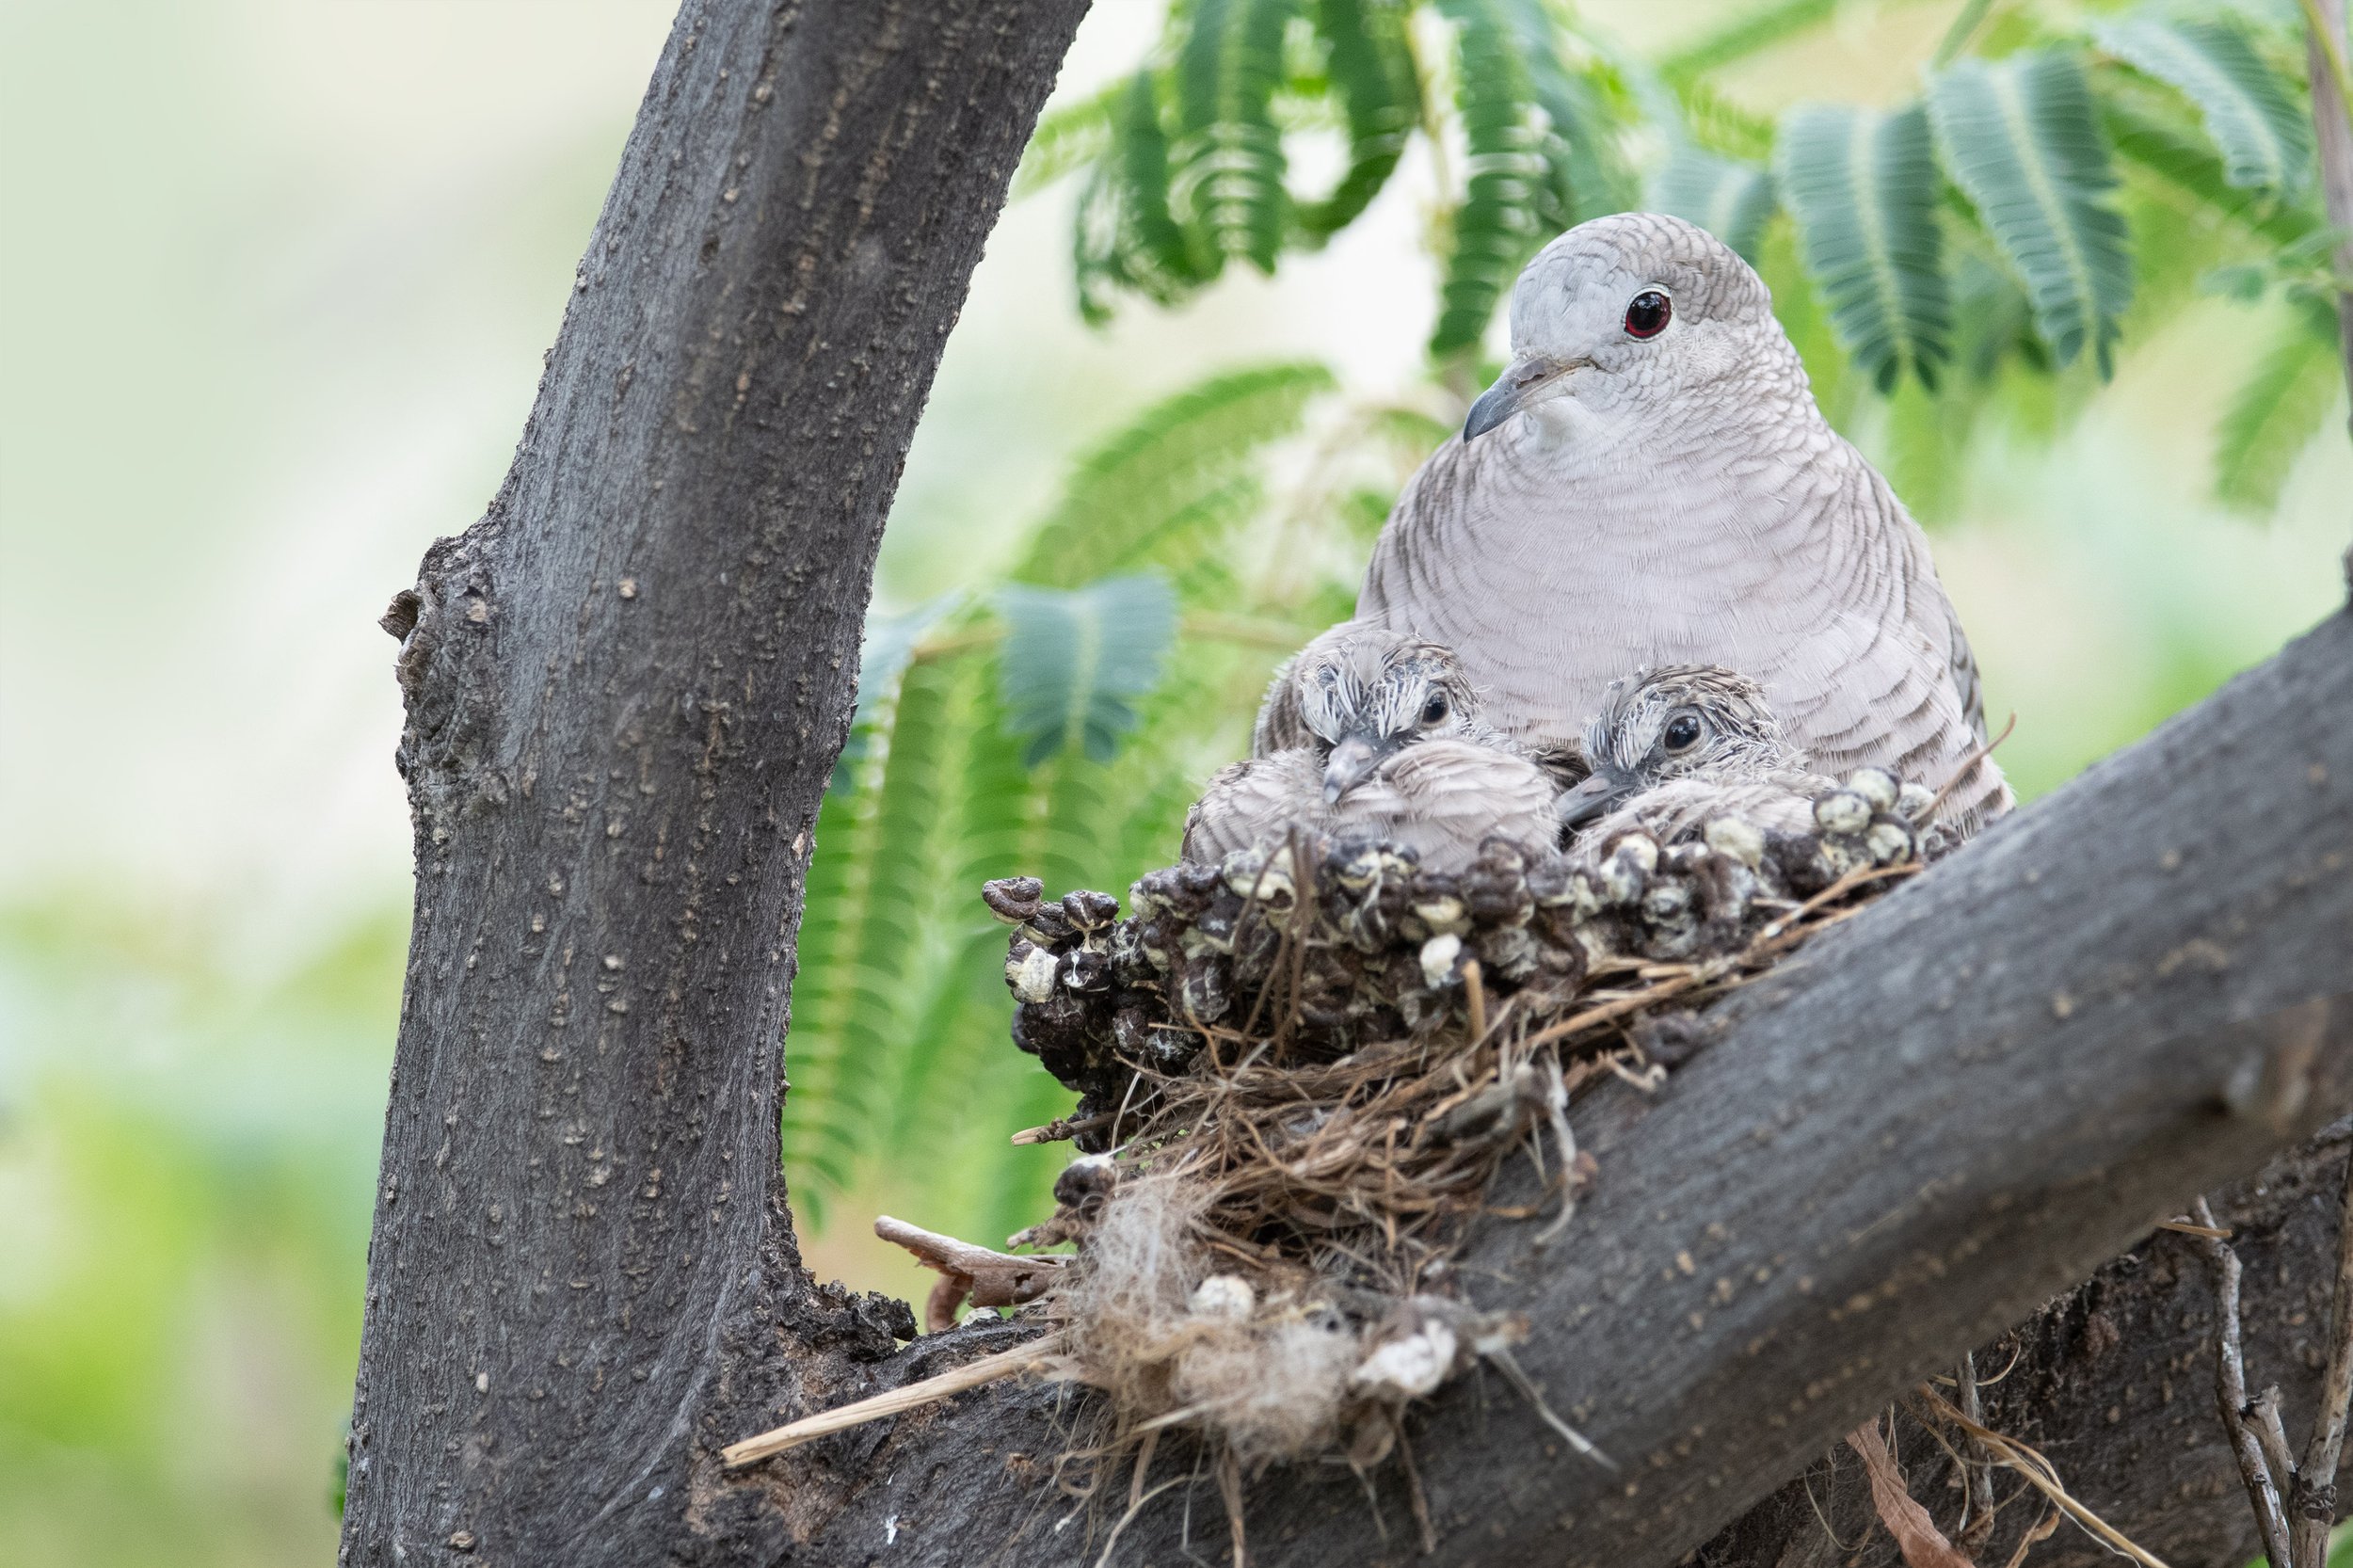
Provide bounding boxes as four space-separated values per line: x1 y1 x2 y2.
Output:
1189 626 1558 870
1251 621 1516 800
1358 213 2010 833
1181 742 1559 872
1557 664 1829 837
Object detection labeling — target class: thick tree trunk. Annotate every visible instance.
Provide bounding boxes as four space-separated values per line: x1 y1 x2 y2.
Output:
340 3 1085 1562
345 2 2353 1563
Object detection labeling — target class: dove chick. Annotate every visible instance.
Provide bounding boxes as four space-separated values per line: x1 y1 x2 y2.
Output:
1560 664 1830 843
1251 620 1513 803
1187 625 1556 871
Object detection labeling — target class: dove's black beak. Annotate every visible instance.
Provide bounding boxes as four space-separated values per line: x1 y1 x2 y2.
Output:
1322 732 1398 804
1556 769 1633 828
1464 355 1579 440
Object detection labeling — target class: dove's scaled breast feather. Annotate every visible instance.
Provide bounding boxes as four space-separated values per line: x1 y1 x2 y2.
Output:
1359 212 2009 832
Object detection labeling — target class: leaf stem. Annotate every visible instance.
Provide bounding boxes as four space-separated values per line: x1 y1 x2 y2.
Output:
1931 0 1996 69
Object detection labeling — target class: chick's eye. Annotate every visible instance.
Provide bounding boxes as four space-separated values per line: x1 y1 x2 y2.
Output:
1662 713 1703 752
1419 693 1450 726
1624 290 1672 340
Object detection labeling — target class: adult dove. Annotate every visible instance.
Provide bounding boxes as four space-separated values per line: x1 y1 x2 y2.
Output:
1358 213 2009 832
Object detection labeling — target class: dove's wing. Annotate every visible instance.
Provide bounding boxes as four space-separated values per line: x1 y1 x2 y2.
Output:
1338 740 1561 870
1250 653 1310 758
1578 776 1820 848
1182 751 1323 864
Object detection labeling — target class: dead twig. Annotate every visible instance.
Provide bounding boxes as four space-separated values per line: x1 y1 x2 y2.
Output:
1912 1384 2171 1568
2293 1150 2353 1564
720 1336 1063 1467
2190 1195 2297 1567
874 1214 1064 1334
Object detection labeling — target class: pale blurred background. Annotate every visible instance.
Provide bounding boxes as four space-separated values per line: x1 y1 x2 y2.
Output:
1 2 2345 1562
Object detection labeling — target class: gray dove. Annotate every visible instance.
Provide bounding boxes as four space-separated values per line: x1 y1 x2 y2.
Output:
1187 626 1557 870
1250 621 1518 801
1181 742 1559 872
1357 212 2010 833
1560 664 1832 843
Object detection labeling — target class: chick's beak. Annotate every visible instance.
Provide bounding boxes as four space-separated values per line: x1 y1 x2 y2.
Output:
1556 769 1632 828
1464 355 1579 440
1322 734 1390 805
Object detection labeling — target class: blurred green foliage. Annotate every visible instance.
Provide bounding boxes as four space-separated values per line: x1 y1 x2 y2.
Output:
1 0 2348 1564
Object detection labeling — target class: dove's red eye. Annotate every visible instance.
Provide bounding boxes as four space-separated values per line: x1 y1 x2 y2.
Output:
1624 290 1672 339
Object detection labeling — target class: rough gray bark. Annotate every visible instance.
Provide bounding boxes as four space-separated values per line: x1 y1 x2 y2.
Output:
776 604 2353 1568
339 3 1086 1563
1697 1131 2353 1568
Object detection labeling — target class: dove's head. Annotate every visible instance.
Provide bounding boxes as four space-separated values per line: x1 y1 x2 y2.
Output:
1289 625 1495 803
1559 664 1798 826
1464 212 1785 442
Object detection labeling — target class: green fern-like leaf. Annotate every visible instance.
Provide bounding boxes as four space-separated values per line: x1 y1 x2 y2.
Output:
2214 301 2342 512
1649 144 1776 263
998 576 1179 766
1432 0 1562 355
2096 17 2310 197
1016 361 1336 591
830 592 965 795
2101 81 2324 253
1076 71 1211 323
1295 0 1422 240
1929 53 2134 376
1014 81 1122 200
1778 102 1951 392
1173 0 1303 272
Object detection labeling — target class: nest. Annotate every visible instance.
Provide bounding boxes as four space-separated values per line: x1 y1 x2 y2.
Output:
982 770 1938 1481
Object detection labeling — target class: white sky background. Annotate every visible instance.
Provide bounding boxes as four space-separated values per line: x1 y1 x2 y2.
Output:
0 0 2346 945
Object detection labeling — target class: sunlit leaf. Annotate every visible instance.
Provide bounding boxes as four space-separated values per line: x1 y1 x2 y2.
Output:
2214 301 2342 512
1173 0 1303 271
1295 0 1422 240
1016 361 1335 592
1076 71 1211 323
1013 81 1122 200
1657 0 1839 87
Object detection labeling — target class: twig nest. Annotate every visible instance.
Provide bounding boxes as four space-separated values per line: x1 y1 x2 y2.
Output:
981 875 1046 925
1702 814 1767 868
